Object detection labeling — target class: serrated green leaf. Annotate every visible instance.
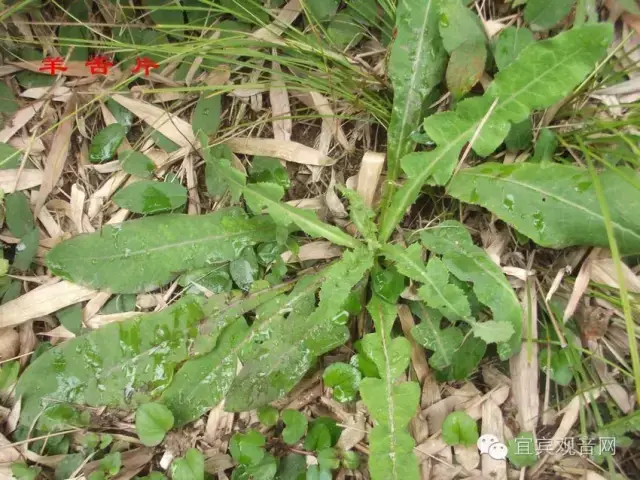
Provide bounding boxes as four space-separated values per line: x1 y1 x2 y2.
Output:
225 248 373 411
379 24 613 242
282 409 308 445
524 0 575 30
172 449 204 480
382 244 471 321
230 431 266 466
160 318 249 426
89 124 126 163
385 0 446 185
230 247 259 291
5 192 34 238
178 266 232 295
493 27 535 70
46 208 277 293
371 266 405 304
135 403 174 446
257 406 279 427
446 41 487 99
468 319 514 344
358 295 420 480
448 163 640 255
245 183 361 249
507 431 538 467
439 0 486 53
113 180 187 214
119 150 156 179
193 94 222 136
339 187 377 241
596 410 640 438
419 220 522 358
322 362 361 403
441 411 478 446
411 316 463 370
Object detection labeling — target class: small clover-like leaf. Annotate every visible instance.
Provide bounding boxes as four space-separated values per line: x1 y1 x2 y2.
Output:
281 409 308 445
323 362 361 403
230 431 266 466
257 406 279 427
171 449 204 480
442 411 479 447
135 403 174 447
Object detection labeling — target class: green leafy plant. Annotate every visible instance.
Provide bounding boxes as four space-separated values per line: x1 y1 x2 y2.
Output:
12 2 625 479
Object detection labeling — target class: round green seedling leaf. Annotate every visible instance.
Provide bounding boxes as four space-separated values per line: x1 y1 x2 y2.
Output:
323 362 361 403
257 406 279 427
171 449 204 480
230 431 266 466
135 403 174 446
281 409 308 445
441 411 479 447
90 124 126 163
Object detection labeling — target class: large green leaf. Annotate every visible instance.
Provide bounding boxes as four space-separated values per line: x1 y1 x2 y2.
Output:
419 220 522 358
359 296 420 480
383 0 446 194
16 284 291 428
224 248 373 411
524 0 575 30
412 314 463 371
378 24 613 242
448 163 640 255
438 0 486 53
47 208 278 293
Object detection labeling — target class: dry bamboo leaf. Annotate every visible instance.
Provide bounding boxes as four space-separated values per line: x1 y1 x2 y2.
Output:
0 280 96 328
0 169 44 193
0 101 45 143
270 61 292 142
454 444 480 471
0 432 21 475
480 399 507 480
590 256 640 293
34 98 76 216
590 340 633 413
397 305 431 385
20 86 72 102
226 137 335 166
18 321 36 367
325 169 348 218
483 19 507 38
70 183 86 233
356 152 385 207
563 251 594 323
110 94 196 148
9 60 122 78
253 0 302 41
281 241 342 263
509 281 540 433
308 91 351 152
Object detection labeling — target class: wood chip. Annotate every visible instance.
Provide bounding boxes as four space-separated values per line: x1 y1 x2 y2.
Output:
225 137 335 166
0 280 96 328
34 98 76 216
356 152 385 207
